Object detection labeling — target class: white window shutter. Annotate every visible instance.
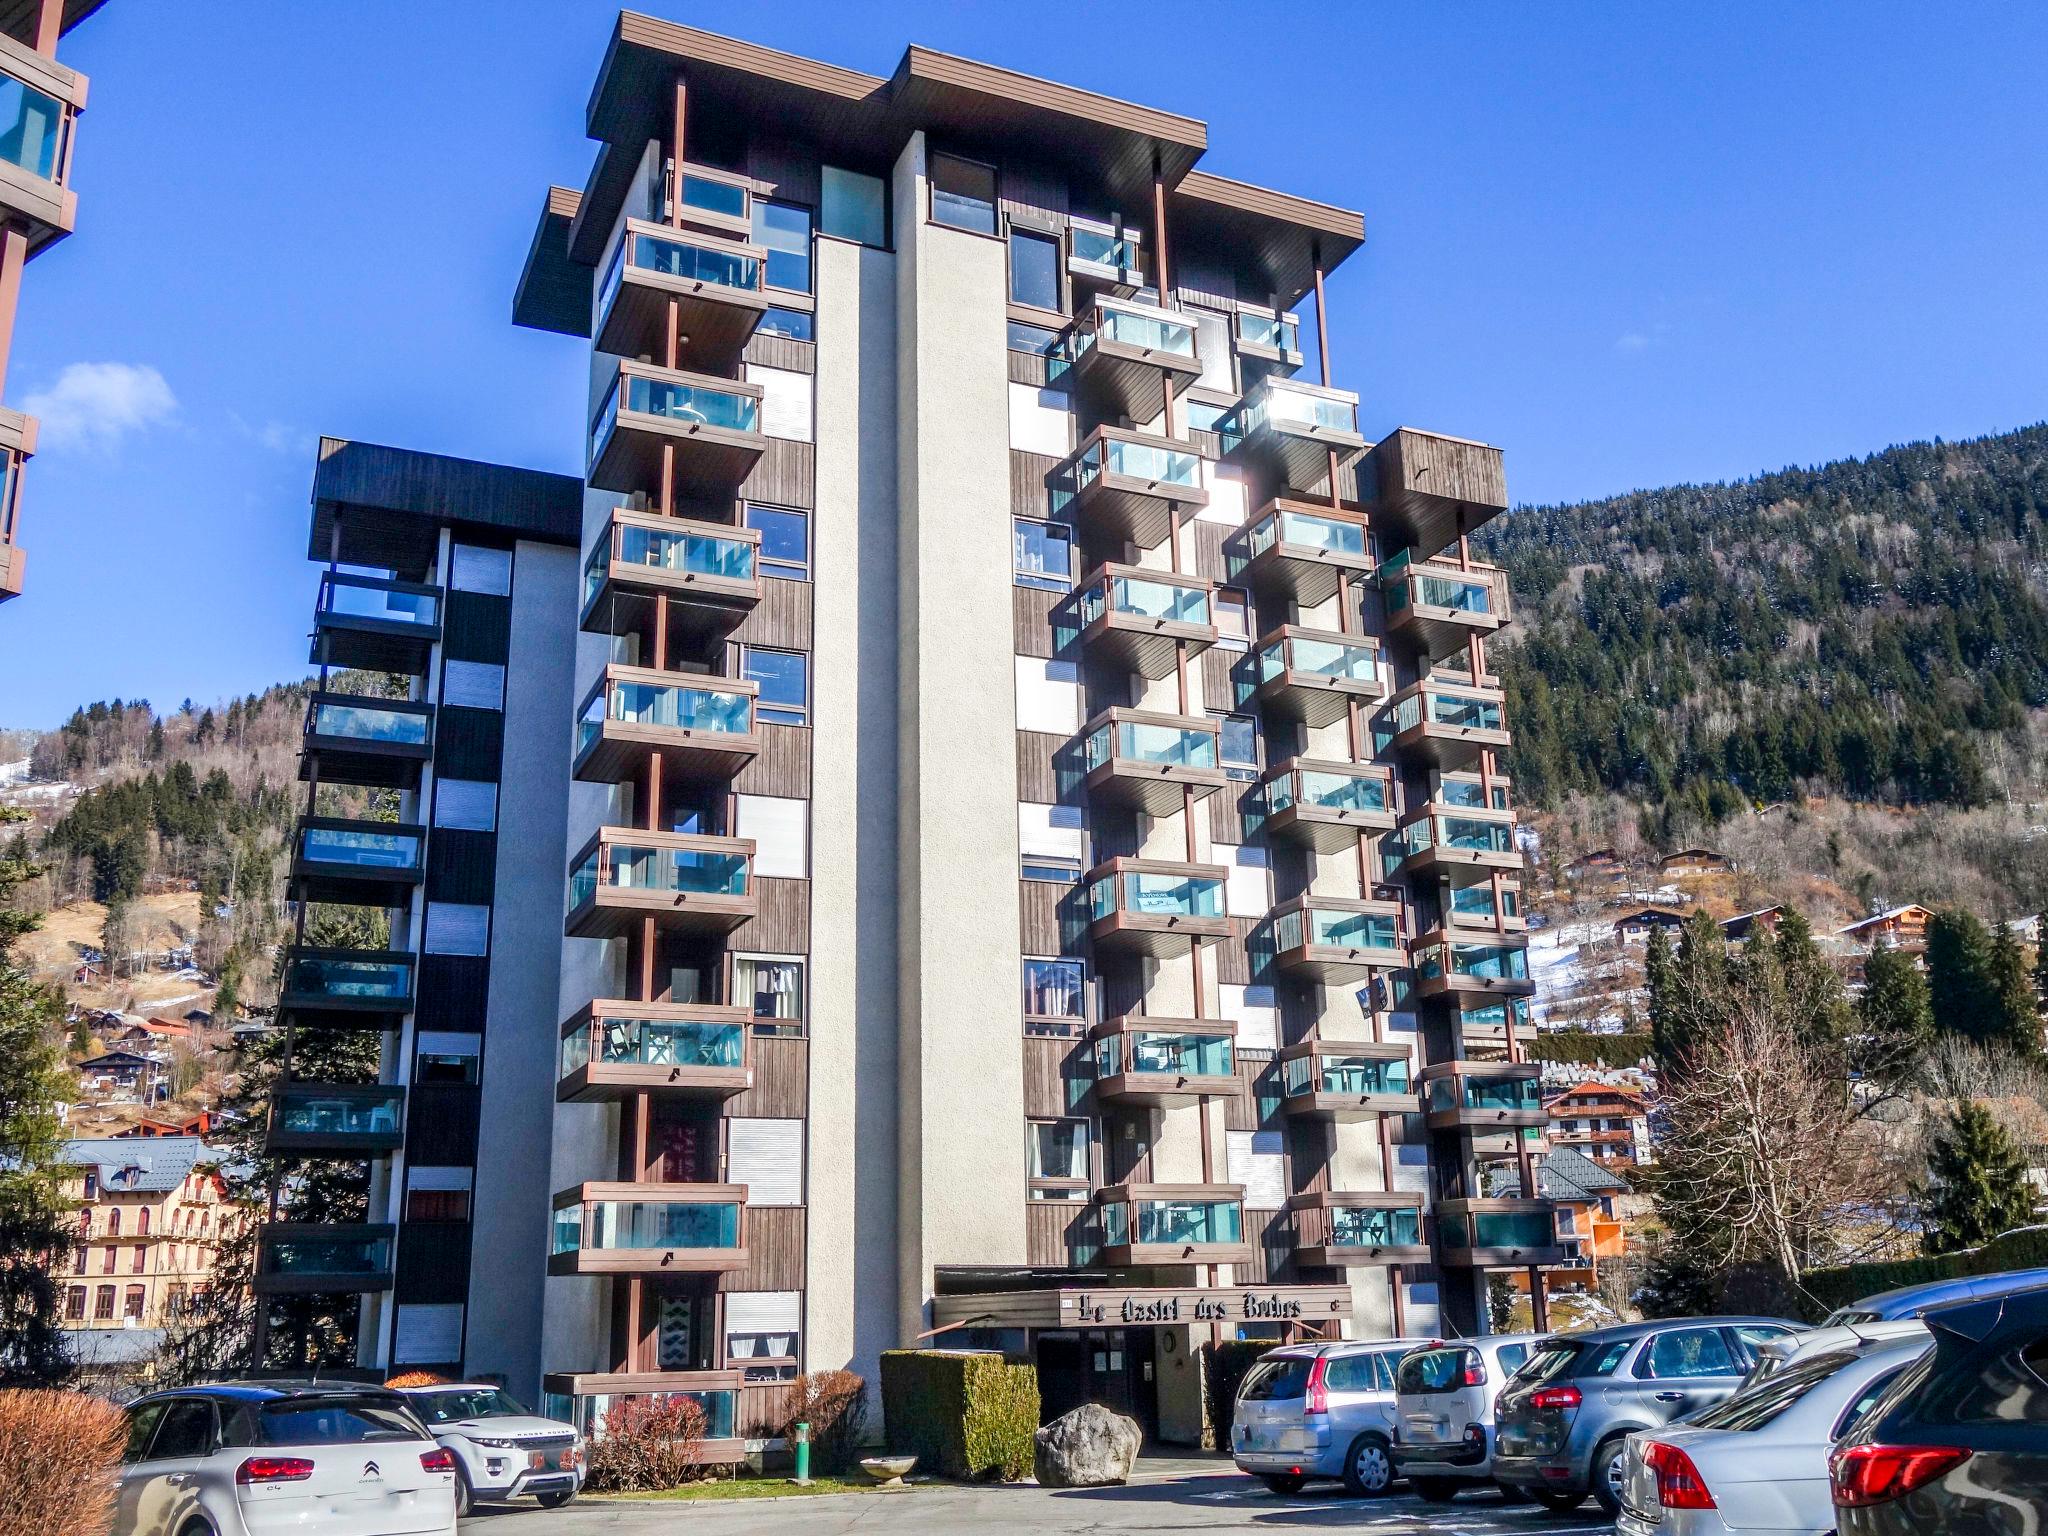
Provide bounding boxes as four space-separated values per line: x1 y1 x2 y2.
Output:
736 795 809 879
728 1119 803 1206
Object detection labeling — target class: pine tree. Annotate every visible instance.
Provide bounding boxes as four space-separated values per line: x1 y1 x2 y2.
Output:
1921 1101 2036 1254
1986 924 2043 1059
1769 909 1853 1047
1857 944 1934 1077
1927 910 1998 1041
1650 912 1728 1077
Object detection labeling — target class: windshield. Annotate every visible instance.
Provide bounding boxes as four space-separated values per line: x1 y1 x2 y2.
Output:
410 1388 531 1424
1239 1357 1314 1402
1688 1353 1853 1432
1518 1337 1632 1387
1398 1348 1469 1394
223 1396 424 1447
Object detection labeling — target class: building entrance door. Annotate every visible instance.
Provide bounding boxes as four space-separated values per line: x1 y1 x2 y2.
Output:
1033 1328 1158 1441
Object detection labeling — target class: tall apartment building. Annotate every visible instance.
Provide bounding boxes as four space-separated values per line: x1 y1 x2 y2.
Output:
0 0 100 600
271 13 1554 1452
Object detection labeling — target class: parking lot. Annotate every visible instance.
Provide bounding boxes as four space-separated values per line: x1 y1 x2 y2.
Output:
461 1456 1619 1535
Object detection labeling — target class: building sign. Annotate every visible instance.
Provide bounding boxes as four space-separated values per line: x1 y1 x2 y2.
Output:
1059 1286 1352 1327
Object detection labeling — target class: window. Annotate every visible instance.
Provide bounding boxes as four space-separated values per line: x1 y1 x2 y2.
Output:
1184 398 1230 434
414 1034 480 1084
1027 1119 1090 1189
132 1246 146 1273
1220 714 1260 780
820 166 886 246
746 504 809 580
450 544 513 595
406 1188 471 1222
423 902 490 957
82 1170 96 1199
137 1208 150 1236
94 1284 115 1319
108 1208 120 1236
1007 319 1061 357
1023 957 1084 1024
64 1285 84 1320
71 1245 85 1272
1022 854 1081 884
1014 657 1081 734
441 660 505 711
102 1247 115 1274
123 1282 146 1315
1214 587 1251 650
735 954 805 1034
752 199 813 293
742 647 809 727
929 152 997 234
1638 1327 1737 1380
1370 1352 1401 1393
758 306 814 343
149 1399 217 1459
432 779 497 832
726 1291 801 1371
1013 519 1074 592
1009 230 1061 312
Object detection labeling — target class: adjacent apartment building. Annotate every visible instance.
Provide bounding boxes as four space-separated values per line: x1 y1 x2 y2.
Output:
270 13 1552 1452
0 0 100 600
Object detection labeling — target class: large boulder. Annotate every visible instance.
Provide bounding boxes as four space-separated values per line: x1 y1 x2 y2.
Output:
1033 1403 1143 1487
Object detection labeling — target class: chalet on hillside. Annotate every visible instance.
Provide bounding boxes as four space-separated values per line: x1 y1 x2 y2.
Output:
76 1051 152 1092
1659 848 1733 878
115 1112 213 1139
1565 848 1625 884
1613 906 1688 941
1838 904 1933 952
1721 906 1784 942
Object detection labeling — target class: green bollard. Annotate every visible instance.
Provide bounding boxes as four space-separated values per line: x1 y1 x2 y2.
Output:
792 1420 811 1485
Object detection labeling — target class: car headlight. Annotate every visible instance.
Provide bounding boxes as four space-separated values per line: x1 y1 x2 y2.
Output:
469 1436 518 1450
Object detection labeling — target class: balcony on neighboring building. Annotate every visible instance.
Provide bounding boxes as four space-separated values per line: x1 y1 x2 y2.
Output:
1084 857 1229 957
1079 708 1227 816
291 816 425 909
1442 879 1525 937
572 665 760 784
540 1370 743 1447
310 572 442 673
1090 1017 1237 1104
1232 306 1304 383
252 1222 396 1295
557 1001 752 1103
1096 1184 1252 1267
1220 378 1365 493
1249 626 1385 729
1289 1192 1429 1267
1412 931 1534 1002
588 361 764 496
1064 296 1202 423
547 1182 747 1275
594 219 767 370
1066 217 1145 297
579 508 762 639
1419 1061 1547 1133
1262 758 1395 853
1270 896 1406 983
1228 499 1373 607
0 37 83 251
1367 428 1510 561
1278 1040 1414 1119
263 1083 406 1157
1066 425 1207 549
1435 1198 1565 1268
298 693 433 790
1074 565 1216 680
1376 680 1510 771
565 827 755 940
1383 805 1521 886
1381 553 1511 660
277 947 415 1030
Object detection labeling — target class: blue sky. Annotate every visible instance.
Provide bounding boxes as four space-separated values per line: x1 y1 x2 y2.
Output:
5 1 2046 727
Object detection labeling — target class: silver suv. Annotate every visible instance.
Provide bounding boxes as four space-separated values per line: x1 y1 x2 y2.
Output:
1231 1337 1431 1496
1492 1316 1797 1516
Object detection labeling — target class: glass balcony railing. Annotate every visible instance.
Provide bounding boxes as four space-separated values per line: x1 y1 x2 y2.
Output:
309 701 429 748
1449 884 1520 923
577 679 754 758
263 1232 392 1279
272 1086 404 1140
552 1199 742 1256
1461 998 1535 1036
1283 1052 1410 1099
1089 870 1224 924
1075 304 1196 361
1268 767 1388 817
1437 777 1510 811
1418 942 1529 985
592 374 760 465
1410 570 1498 614
318 574 438 630
0 73 65 183
1275 907 1400 953
298 824 422 875
547 1390 737 1442
1238 312 1299 353
1083 719 1217 773
1239 507 1366 564
1425 1073 1543 1117
1257 634 1380 687
1222 383 1358 451
1076 435 1201 493
283 954 411 1004
570 840 750 912
1102 1198 1242 1248
599 229 763 329
1388 689 1506 737
1070 222 1140 271
1441 1208 1555 1251
585 520 755 609
1079 572 1209 628
1328 1206 1422 1248
678 170 749 222
1097 1031 1234 1080
561 1016 747 1077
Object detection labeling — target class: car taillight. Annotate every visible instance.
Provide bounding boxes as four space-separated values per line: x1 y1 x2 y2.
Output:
1529 1385 1581 1411
1462 1358 1488 1388
1645 1442 1716 1510
1305 1356 1329 1416
1829 1445 1972 1508
421 1448 457 1474
236 1456 315 1484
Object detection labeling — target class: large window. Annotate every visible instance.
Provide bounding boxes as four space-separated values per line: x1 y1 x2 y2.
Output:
1023 957 1085 1033
757 307 814 343
820 166 886 247
1013 519 1074 593
752 199 813 293
1009 230 1061 312
1022 854 1081 884
742 647 809 727
1027 1119 1090 1196
1214 588 1251 650
930 152 997 235
94 1284 115 1320
735 954 805 1036
1220 714 1261 781
745 504 809 580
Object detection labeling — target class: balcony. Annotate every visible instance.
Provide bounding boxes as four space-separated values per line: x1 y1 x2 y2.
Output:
1289 1192 1429 1267
595 220 767 370
298 693 432 790
1382 556 1511 660
1066 218 1144 297
1233 307 1304 383
1079 708 1227 816
1459 997 1538 1058
1096 1184 1251 1267
291 816 424 909
1412 931 1534 1002
1443 879 1525 936
666 160 755 239
540 1371 743 1448
1066 426 1207 549
0 408 28 601
565 827 755 940
278 947 414 1030
1090 1018 1236 1104
0 41 82 251
1376 681 1510 771
310 573 441 673
1419 1061 1547 1132
1367 428 1509 561
263 1083 406 1156
1270 896 1406 983
1262 759 1395 853
1278 1040 1414 1119
1085 858 1229 958
573 665 759 784
1075 565 1216 680
1064 296 1202 422
252 1222 395 1296
1434 770 1511 813
1384 806 1521 886
588 361 764 497
1435 1198 1565 1268
547 1182 747 1275
1228 499 1373 607
1220 379 1365 493
1249 626 1385 729
580 509 761 639
557 1001 752 1103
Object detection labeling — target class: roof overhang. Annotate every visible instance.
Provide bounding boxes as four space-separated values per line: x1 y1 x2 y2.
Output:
932 1282 1355 1332
512 185 591 337
310 437 584 574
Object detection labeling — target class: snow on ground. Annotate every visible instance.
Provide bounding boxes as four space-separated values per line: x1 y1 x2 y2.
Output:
0 758 28 786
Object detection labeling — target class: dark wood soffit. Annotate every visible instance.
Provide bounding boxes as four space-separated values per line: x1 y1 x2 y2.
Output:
311 437 585 560
514 185 594 338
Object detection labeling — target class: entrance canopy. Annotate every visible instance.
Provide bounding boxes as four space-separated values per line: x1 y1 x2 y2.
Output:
933 1283 1354 1332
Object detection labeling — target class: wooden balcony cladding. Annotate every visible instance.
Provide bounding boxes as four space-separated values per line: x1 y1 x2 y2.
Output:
1012 585 1064 660
1207 782 1252 851
1074 563 1217 681
1086 857 1230 958
1023 1035 1091 1119
573 663 761 785
1228 499 1375 609
734 722 810 798
729 876 810 954
589 361 766 497
1095 1183 1253 1267
596 220 768 371
730 569 812 650
1434 1197 1566 1268
581 508 763 642
739 436 814 509
1223 380 1366 496
1213 919 1255 986
1384 560 1511 661
1368 428 1509 562
1250 625 1387 730
715 1203 804 1292
727 1034 807 1119
564 827 757 940
1025 1200 1083 1267
1270 895 1408 984
1090 1017 1238 1105
1411 928 1535 1003
743 332 813 374
1263 759 1397 854
1064 296 1204 424
1016 730 1064 805
1011 449 1062 520
1018 879 1065 956
1392 805 1522 886
1419 1060 1547 1132
1237 1207 1289 1284
1379 682 1512 773
1199 648 1242 715
556 1000 753 1104
1185 518 1230 584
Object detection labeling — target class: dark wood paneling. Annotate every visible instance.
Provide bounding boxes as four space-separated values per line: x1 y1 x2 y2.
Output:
735 723 811 798
742 438 814 509
732 877 810 953
1012 585 1062 659
1023 1035 1090 1119
1200 648 1242 715
1000 162 1068 225
395 1219 471 1305
442 591 512 665
719 1204 805 1292
1214 921 1252 986
1187 521 1230 585
738 1381 798 1439
1016 730 1063 805
1227 1048 1275 1131
425 828 496 905
1237 1207 1288 1284
733 574 813 651
747 141 821 205
1019 879 1063 954
407 1083 481 1165
1011 450 1060 520
743 334 814 373
1207 781 1249 848
434 706 504 781
1025 1200 1091 1267
731 1034 808 1119
418 955 490 1033
1009 350 1050 388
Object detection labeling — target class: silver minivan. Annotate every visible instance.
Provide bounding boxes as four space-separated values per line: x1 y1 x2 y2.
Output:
1232 1338 1432 1496
1391 1333 1544 1501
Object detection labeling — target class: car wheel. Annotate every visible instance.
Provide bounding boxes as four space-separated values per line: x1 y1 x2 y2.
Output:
178 1521 215 1536
1531 1489 1588 1514
1411 1477 1461 1503
1342 1434 1394 1497
1590 1438 1628 1518
536 1489 576 1509
1259 1473 1306 1495
453 1466 474 1519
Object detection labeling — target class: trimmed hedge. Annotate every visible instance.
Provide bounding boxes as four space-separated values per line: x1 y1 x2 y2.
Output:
1529 1030 1655 1068
1799 1227 2048 1321
879 1350 1040 1482
1205 1340 1280 1446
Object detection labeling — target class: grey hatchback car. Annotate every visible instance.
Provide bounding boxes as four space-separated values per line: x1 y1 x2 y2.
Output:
1493 1316 1799 1516
1232 1338 1431 1496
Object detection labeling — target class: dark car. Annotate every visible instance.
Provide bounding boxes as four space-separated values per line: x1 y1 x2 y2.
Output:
1492 1316 1799 1516
1830 1283 2048 1534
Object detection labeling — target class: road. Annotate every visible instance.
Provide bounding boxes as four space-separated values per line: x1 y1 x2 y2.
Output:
461 1456 1619 1535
